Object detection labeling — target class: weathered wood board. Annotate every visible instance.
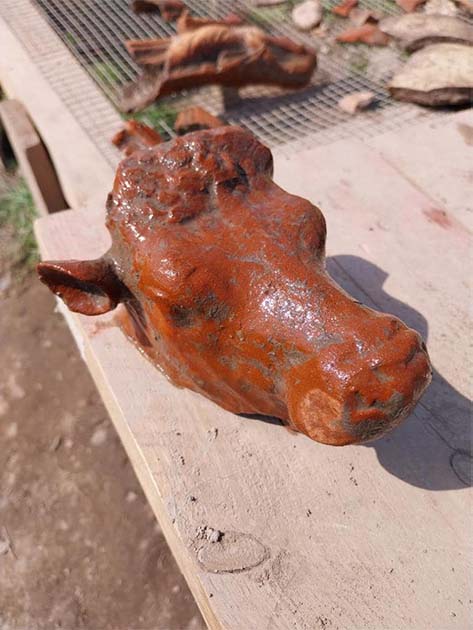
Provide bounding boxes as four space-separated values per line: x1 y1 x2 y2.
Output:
368 108 473 230
0 99 67 215
35 123 472 630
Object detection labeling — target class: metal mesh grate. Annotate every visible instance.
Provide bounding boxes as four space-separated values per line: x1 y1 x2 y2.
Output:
29 0 456 148
4 0 468 158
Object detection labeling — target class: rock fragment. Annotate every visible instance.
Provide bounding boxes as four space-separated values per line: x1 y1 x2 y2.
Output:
380 14 473 51
389 43 473 106
292 0 323 30
338 91 376 114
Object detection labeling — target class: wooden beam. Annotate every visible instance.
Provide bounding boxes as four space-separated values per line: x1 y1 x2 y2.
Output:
0 99 67 215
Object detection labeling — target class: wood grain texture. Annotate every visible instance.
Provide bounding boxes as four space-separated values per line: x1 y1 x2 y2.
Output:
35 127 472 629
0 99 67 215
368 109 473 230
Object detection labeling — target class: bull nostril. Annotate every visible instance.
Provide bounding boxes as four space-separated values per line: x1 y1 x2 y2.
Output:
404 344 418 366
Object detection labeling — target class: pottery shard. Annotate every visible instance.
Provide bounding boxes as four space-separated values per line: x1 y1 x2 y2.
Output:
380 14 473 52
349 8 382 25
338 91 376 114
336 23 390 45
389 42 473 106
121 24 316 111
395 0 426 12
331 0 358 17
174 107 224 135
112 120 162 156
292 0 323 30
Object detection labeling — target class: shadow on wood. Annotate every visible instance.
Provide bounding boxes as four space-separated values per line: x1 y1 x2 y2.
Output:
328 254 472 492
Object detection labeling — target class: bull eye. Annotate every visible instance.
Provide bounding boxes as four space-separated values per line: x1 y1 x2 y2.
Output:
222 177 241 191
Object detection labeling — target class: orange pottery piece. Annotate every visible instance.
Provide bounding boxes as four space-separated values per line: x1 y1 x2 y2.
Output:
37 127 431 446
337 23 390 45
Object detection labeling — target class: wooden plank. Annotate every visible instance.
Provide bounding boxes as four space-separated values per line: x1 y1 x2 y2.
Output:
273 138 472 448
35 134 472 630
0 99 67 215
367 109 473 230
0 8 119 210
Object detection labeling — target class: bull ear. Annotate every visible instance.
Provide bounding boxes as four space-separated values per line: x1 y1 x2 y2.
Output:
37 259 123 316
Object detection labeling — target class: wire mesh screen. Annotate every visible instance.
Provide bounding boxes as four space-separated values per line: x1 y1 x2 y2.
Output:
28 0 451 150
5 0 468 159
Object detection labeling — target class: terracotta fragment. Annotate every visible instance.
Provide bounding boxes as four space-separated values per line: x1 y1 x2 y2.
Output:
331 0 358 18
112 120 162 156
380 14 473 52
174 107 224 135
336 23 390 45
131 0 184 20
389 42 473 106
395 0 426 12
176 10 244 34
37 127 432 446
349 8 383 26
121 24 316 112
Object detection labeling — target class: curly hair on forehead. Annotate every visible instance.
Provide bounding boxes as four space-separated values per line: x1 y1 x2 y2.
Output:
106 127 274 226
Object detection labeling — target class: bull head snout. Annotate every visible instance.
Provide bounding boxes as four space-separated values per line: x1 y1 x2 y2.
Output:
285 316 432 446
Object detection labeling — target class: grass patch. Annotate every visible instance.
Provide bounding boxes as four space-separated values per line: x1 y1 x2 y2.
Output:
123 102 178 132
247 5 291 28
349 50 369 75
0 179 38 269
90 61 123 87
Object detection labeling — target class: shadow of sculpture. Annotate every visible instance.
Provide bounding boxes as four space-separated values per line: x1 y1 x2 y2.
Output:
327 255 472 491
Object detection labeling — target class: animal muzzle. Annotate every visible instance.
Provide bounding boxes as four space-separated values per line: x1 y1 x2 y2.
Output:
285 320 432 446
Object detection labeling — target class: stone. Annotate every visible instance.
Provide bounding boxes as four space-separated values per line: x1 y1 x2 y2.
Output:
90 427 108 446
338 91 376 114
389 43 473 106
380 14 473 51
424 0 458 15
292 0 323 30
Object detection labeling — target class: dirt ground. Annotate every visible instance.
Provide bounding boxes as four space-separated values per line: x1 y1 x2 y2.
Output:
0 224 205 628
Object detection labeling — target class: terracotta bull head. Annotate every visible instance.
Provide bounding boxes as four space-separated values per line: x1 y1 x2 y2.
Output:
38 127 431 445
